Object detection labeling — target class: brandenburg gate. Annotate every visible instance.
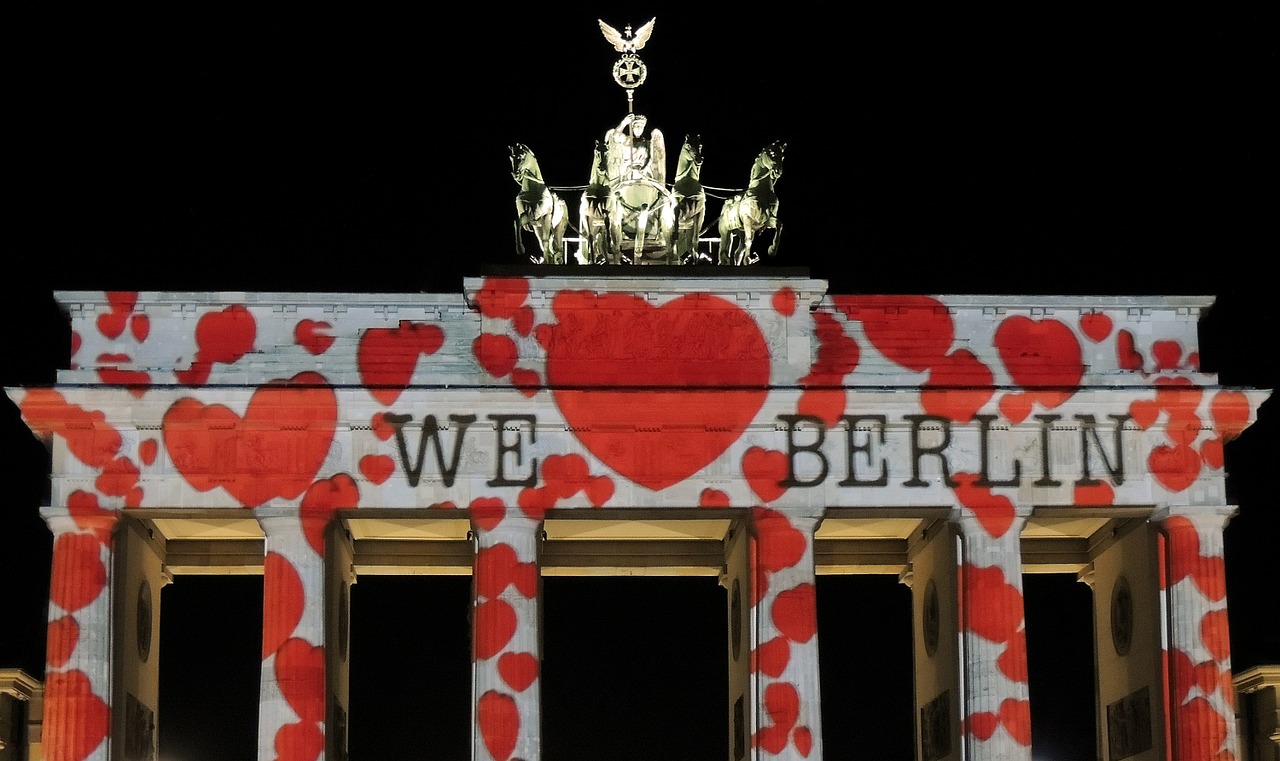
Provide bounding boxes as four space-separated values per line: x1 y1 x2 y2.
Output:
7 274 1269 759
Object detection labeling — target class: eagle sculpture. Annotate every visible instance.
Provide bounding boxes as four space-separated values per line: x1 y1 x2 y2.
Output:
598 18 656 53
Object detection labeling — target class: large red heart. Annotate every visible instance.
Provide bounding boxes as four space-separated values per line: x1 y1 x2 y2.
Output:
994 316 1084 389
162 372 337 507
545 291 769 491
357 321 445 406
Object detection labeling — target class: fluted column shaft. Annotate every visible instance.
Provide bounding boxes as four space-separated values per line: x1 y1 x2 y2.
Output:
956 508 1033 760
1155 506 1242 761
470 506 543 761
750 507 822 760
40 507 119 761
258 509 330 761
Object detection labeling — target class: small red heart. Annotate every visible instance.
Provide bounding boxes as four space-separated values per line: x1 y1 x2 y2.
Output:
953 473 1016 538
699 488 731 508
139 438 158 465
262 552 305 658
194 305 257 364
771 583 817 643
997 629 1028 683
300 474 360 556
753 507 807 573
792 726 813 757
473 599 517 661
997 392 1034 424
470 497 507 532
357 321 445 406
998 698 1032 746
370 412 395 441
46 616 80 668
967 711 998 740
1079 312 1112 342
274 637 326 724
294 319 335 356
474 333 518 378
743 447 789 504
97 310 128 339
130 313 151 342
772 287 797 316
754 636 791 677
498 652 540 692
44 669 110 761
1148 444 1199 493
359 454 395 485
49 532 107 613
477 690 520 761
963 563 1024 643
274 721 324 761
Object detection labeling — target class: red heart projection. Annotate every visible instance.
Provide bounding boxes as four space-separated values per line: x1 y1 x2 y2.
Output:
49 532 107 613
545 291 769 491
771 583 818 643
962 564 1024 643
294 319 335 356
43 669 109 761
498 652 539 692
474 598 517 660
994 316 1084 390
47 616 80 668
754 636 791 677
274 637 326 724
300 474 360 557
274 720 324 761
262 552 305 658
357 321 445 406
162 372 337 508
743 447 789 504
358 454 395 485
477 690 520 761
1079 312 1113 342
999 698 1033 746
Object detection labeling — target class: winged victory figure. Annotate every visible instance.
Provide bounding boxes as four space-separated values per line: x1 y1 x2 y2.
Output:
598 18 656 53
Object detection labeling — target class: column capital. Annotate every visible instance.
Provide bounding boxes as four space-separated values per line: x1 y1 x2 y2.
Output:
40 505 120 536
1151 504 1238 527
950 504 1033 541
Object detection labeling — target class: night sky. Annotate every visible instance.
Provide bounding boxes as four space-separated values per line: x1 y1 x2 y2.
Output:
5 6 1275 760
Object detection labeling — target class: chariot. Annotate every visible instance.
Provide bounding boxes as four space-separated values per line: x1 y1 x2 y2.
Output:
509 17 783 266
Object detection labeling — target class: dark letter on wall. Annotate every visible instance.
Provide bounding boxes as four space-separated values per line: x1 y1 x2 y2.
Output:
839 414 888 487
778 414 829 488
903 415 957 488
384 413 478 488
1075 414 1131 487
488 414 538 487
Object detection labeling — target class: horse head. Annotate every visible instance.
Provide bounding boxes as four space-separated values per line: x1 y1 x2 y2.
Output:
510 143 536 184
760 140 785 179
679 134 704 173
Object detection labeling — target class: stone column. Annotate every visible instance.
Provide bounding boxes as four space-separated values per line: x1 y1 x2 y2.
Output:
257 508 330 761
111 516 170 761
723 517 753 761
41 506 119 761
1154 506 1242 761
325 519 356 761
470 506 542 761
750 507 822 760
909 520 962 761
956 506 1033 760
1084 519 1166 760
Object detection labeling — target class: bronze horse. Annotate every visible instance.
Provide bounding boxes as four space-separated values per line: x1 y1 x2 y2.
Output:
718 140 784 266
579 139 615 264
672 134 707 263
510 143 569 264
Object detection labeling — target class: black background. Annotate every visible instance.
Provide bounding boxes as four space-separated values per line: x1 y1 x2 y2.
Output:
5 6 1275 760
